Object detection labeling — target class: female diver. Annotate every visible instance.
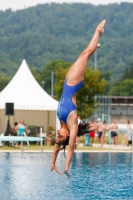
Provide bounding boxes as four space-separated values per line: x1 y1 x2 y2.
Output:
51 20 106 178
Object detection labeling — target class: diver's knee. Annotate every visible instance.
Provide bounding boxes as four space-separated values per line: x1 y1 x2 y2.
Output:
81 49 92 58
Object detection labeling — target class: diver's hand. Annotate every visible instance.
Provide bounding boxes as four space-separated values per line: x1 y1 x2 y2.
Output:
61 170 71 179
50 164 61 174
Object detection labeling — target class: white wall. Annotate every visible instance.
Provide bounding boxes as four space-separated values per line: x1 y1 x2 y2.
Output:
0 109 57 133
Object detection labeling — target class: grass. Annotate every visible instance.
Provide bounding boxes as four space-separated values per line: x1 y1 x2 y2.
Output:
0 133 131 151
0 145 110 151
80 134 125 145
0 145 132 152
0 144 132 152
0 144 53 151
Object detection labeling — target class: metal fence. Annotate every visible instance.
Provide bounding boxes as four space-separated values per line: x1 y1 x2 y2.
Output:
90 95 112 124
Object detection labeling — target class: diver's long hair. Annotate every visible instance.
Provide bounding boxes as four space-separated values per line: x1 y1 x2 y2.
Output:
77 121 91 136
56 121 91 157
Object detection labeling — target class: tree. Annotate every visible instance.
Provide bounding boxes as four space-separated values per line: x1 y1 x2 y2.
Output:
121 62 133 80
30 68 43 86
54 67 106 118
99 71 112 82
99 71 112 95
0 73 10 91
108 79 133 96
29 60 72 94
0 3 133 81
108 62 133 96
40 60 72 94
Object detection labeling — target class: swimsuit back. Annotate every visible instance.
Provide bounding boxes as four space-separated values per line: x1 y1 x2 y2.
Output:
57 78 84 123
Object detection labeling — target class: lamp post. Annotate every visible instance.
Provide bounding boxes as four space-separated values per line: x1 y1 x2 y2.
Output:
94 43 100 70
94 43 100 120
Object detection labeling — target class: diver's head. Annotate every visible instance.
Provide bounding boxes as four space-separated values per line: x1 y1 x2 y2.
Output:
56 126 70 144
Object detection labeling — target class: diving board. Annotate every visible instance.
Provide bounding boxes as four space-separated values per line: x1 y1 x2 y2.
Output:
0 136 43 152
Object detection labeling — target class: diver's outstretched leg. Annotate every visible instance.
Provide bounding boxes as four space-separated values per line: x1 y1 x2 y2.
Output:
66 20 106 85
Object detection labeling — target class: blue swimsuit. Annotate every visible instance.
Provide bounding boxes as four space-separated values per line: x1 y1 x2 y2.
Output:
57 78 84 123
18 126 25 136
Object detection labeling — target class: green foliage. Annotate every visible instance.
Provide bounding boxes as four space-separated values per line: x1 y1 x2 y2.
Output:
108 62 133 96
41 60 72 94
30 68 43 86
99 71 112 82
77 68 106 118
0 73 10 91
54 66 69 100
99 71 112 94
0 3 133 81
108 79 133 96
121 62 133 80
30 60 72 94
54 66 106 118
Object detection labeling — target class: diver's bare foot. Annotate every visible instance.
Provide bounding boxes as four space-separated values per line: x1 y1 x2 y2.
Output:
96 20 106 36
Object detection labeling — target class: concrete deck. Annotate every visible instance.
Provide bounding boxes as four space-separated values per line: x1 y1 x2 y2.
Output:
0 143 132 153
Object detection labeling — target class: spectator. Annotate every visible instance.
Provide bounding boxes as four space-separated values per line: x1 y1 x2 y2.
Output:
15 119 26 147
121 120 131 146
109 119 118 145
15 119 26 136
11 122 18 136
127 120 132 146
101 121 107 146
96 118 104 147
89 119 96 146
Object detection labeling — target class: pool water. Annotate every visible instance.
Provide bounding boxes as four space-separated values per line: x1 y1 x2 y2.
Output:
0 152 133 200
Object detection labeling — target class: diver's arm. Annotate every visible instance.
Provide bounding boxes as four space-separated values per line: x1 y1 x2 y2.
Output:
61 127 77 179
62 124 77 173
51 143 61 174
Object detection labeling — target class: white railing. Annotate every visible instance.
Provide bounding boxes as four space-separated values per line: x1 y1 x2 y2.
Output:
22 132 30 147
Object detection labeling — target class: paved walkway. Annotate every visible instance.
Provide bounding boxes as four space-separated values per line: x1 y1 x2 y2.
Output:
0 143 132 153
92 143 132 150
87 143 133 152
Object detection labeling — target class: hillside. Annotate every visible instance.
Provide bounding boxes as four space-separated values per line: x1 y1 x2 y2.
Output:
0 2 133 79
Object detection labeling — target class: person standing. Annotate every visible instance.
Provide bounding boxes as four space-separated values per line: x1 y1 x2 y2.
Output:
11 122 18 136
121 120 131 146
101 121 107 146
15 119 26 136
127 120 132 146
89 119 96 146
96 118 104 147
109 119 118 145
15 119 26 147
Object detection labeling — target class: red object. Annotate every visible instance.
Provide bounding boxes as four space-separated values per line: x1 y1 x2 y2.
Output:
90 131 95 138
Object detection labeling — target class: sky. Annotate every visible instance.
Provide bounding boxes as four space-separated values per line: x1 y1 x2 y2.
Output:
0 0 133 11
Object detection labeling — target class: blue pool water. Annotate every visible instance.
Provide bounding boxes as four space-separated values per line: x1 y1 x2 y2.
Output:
0 152 133 200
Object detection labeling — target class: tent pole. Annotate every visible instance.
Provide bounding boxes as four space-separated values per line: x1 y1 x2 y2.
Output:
47 111 49 133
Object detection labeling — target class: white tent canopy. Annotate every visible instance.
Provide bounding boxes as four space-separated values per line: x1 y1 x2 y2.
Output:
0 59 58 110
